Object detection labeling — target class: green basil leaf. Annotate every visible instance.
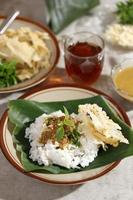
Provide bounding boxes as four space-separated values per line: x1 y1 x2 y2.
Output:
63 106 69 116
56 126 64 141
63 118 74 127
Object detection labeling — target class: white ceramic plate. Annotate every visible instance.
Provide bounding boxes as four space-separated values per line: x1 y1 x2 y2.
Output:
0 84 130 185
0 17 60 93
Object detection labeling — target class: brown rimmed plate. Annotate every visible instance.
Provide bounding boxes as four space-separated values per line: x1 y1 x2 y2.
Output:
0 84 130 185
0 17 60 93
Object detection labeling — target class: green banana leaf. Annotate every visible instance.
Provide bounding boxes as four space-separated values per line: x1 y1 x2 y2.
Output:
8 95 133 174
45 0 100 33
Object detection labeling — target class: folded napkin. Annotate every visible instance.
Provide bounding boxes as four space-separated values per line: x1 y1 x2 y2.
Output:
45 0 100 33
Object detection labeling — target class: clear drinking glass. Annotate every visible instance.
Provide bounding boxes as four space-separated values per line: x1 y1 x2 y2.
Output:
63 32 104 85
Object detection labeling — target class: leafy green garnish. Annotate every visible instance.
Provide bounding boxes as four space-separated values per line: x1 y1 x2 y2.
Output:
63 107 75 128
56 126 65 142
0 60 19 88
67 129 81 147
55 106 80 146
63 118 75 127
116 0 133 24
63 106 69 116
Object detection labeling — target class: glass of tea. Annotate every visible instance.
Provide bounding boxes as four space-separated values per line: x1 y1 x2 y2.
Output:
63 32 104 85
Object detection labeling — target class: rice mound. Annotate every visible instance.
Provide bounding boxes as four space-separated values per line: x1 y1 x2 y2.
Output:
25 111 99 169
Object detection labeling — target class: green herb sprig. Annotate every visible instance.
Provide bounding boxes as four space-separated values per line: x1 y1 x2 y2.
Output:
0 60 19 88
56 126 64 142
55 107 81 146
116 0 133 24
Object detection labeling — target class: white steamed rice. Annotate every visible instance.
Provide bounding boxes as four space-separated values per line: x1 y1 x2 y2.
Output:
25 110 99 169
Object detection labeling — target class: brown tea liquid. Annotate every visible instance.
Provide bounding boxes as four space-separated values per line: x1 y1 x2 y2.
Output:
65 42 103 84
